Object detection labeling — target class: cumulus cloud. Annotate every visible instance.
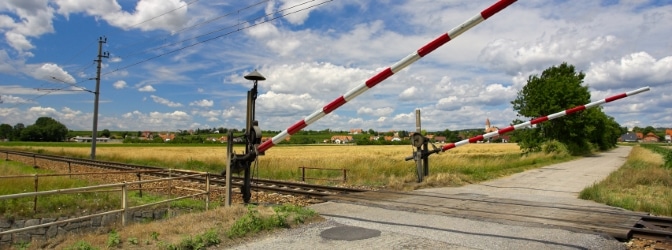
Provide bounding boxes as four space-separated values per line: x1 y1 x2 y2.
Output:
189 99 213 107
138 85 156 92
113 80 127 89
28 63 76 83
5 32 35 52
357 107 394 117
586 52 672 90
0 95 34 104
55 0 189 32
0 1 55 53
150 95 183 107
28 106 58 117
479 34 620 75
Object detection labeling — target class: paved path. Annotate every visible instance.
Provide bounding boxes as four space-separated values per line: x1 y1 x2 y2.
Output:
230 146 634 250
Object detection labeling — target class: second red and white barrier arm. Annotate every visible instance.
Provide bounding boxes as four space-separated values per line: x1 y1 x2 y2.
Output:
257 0 518 153
440 86 650 152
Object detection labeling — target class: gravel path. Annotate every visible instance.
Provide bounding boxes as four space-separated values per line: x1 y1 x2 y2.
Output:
229 146 634 250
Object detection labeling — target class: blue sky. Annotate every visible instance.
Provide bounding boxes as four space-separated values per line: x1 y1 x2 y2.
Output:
1 0 670 133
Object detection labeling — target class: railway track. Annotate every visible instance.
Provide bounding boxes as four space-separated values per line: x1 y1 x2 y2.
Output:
0 149 366 199
631 215 672 242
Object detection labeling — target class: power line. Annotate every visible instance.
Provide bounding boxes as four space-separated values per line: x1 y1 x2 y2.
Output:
112 0 270 60
105 0 334 76
4 0 332 108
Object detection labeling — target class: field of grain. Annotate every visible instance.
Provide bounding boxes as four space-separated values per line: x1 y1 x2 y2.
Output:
2 143 574 189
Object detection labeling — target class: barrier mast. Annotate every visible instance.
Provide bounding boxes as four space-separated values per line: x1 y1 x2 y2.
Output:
258 0 518 153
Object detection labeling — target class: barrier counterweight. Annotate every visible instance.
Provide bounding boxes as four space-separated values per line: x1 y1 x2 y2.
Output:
440 87 650 152
258 0 518 153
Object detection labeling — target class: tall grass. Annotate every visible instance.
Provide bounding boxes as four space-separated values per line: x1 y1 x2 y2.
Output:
580 145 672 216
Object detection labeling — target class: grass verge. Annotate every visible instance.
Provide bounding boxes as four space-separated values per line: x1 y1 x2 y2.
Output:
44 204 319 250
580 145 672 216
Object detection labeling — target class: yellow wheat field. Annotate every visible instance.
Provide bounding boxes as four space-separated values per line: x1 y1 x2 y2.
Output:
10 143 549 188
21 143 520 166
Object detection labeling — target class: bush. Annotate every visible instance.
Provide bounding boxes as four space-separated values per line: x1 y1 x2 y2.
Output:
541 140 569 155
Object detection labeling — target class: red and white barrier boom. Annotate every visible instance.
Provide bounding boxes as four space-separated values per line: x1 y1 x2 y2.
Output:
258 0 518 153
440 86 650 152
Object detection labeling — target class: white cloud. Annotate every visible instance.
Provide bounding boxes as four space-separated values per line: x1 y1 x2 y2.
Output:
5 32 34 52
150 95 183 107
586 52 672 90
357 107 394 117
0 1 55 53
28 63 75 83
189 99 213 107
113 80 127 89
28 106 58 117
55 0 189 32
138 85 156 92
479 34 620 75
0 95 34 104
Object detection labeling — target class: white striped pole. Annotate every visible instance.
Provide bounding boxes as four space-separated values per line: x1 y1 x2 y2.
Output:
258 0 518 153
440 86 650 152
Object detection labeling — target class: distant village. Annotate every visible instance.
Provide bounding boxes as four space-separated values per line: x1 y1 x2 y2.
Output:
68 118 672 145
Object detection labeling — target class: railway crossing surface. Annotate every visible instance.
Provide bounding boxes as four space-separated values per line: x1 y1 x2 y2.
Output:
231 146 645 249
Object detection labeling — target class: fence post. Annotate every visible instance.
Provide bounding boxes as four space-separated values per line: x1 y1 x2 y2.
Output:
168 169 172 217
121 183 127 227
205 173 210 211
300 167 305 182
136 173 143 198
32 154 37 168
4 151 8 161
68 161 72 178
33 174 38 213
343 169 347 183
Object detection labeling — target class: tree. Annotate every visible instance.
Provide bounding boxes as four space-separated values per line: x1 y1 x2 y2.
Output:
511 63 611 155
101 129 111 138
13 123 24 140
0 123 12 140
642 126 656 135
19 117 69 142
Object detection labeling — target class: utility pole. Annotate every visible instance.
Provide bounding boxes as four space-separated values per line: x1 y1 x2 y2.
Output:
91 37 109 160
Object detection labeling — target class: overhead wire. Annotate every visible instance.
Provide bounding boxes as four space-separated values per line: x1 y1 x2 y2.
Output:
8 0 333 108
6 0 205 107
104 0 334 76
114 0 270 60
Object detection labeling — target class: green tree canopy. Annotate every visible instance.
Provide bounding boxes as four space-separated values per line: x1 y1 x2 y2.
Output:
0 124 12 140
511 62 619 155
101 129 111 138
19 117 69 142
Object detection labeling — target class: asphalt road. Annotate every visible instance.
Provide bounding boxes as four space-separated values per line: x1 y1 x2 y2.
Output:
230 146 634 250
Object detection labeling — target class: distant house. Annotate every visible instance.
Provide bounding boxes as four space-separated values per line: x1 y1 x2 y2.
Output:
636 132 644 140
349 129 363 134
158 132 175 142
620 132 638 142
331 135 353 144
434 136 447 143
642 132 659 143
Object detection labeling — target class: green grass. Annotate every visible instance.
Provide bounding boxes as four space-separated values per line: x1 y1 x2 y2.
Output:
226 204 316 239
580 145 672 216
